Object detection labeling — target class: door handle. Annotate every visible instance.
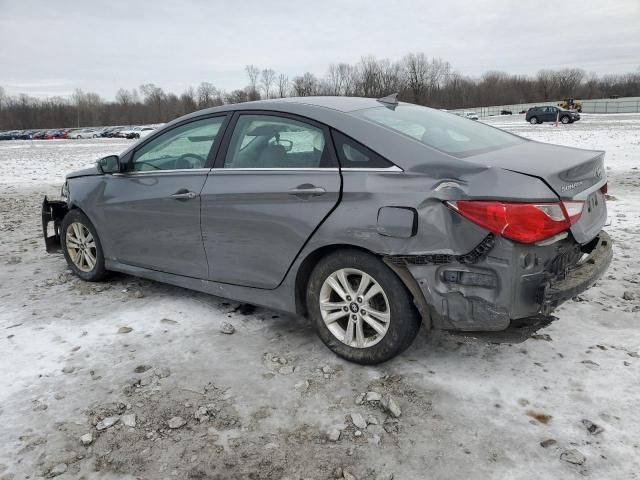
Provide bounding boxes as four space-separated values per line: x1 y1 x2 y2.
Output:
288 185 326 197
170 190 197 200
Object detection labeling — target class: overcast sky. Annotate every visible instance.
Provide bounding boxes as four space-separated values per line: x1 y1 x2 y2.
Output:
1 0 638 100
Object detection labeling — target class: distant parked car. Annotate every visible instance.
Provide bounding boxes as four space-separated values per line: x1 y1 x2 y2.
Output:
70 128 100 139
109 126 131 138
0 130 24 140
463 111 479 120
500 109 512 115
32 130 48 140
123 126 156 139
44 130 67 140
526 106 580 125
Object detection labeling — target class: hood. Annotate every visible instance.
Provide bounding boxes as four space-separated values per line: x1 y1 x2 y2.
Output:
66 165 101 179
465 141 605 200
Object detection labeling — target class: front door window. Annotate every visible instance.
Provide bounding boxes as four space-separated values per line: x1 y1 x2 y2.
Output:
132 116 225 171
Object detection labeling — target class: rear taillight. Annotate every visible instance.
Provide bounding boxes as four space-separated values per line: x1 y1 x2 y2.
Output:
447 200 584 244
600 183 608 194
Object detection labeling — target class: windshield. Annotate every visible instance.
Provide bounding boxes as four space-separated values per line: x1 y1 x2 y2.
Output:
354 105 524 158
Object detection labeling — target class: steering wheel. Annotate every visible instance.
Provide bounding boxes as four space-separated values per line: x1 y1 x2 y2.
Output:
175 153 206 170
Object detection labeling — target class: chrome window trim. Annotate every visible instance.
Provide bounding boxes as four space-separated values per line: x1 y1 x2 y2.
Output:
212 167 338 172
341 166 403 172
113 168 211 176
209 166 403 173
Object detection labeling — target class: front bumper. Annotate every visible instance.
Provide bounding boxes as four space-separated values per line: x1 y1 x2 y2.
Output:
42 196 69 253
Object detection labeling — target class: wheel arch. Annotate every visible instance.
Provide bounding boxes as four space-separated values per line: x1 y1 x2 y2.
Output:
294 243 372 317
293 243 430 327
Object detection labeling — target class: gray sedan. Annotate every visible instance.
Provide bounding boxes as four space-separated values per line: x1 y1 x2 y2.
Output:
42 95 612 364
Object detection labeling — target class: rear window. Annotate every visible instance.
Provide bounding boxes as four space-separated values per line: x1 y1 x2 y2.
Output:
332 130 394 169
354 105 524 158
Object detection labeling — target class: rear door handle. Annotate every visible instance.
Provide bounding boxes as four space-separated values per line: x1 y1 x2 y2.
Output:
288 185 326 197
170 190 197 200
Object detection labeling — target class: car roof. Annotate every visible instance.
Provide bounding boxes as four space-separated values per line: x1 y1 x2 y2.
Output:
125 96 491 173
196 96 384 116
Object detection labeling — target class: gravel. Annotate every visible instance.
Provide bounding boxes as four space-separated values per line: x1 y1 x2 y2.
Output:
560 448 586 465
96 415 120 431
168 416 187 429
350 413 368 430
220 322 235 334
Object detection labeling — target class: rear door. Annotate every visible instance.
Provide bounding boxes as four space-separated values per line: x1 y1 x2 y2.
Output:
100 115 228 278
201 111 341 289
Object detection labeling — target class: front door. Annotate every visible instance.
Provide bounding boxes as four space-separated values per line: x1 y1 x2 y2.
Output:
201 112 341 289
100 115 227 278
543 107 557 122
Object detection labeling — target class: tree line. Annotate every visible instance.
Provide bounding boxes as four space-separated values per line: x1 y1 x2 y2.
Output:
1 52 639 129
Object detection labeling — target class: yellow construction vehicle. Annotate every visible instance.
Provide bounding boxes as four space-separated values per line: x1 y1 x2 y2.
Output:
558 98 583 112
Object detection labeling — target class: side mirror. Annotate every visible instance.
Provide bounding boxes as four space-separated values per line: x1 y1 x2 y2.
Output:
97 155 120 174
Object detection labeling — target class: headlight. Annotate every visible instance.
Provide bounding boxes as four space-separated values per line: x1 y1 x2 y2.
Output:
61 181 69 198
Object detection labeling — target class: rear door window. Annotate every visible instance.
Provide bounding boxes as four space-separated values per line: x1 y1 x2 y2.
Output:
224 114 335 168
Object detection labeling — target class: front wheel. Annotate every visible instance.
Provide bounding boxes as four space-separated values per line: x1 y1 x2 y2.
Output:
560 116 571 124
307 249 421 364
529 117 539 125
61 209 107 281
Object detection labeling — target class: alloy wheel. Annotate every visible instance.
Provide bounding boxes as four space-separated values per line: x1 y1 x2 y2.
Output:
65 222 97 272
319 268 390 348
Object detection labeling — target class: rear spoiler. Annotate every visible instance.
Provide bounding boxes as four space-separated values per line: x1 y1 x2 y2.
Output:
42 196 69 253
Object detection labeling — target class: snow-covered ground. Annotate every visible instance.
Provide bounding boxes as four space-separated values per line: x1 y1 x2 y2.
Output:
0 114 639 479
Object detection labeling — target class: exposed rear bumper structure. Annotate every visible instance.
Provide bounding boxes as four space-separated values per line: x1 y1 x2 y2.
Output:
388 230 613 340
42 196 69 253
538 231 612 315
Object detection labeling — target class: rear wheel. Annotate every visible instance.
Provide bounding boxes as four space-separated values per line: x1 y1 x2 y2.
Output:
307 249 421 364
529 117 539 125
61 210 107 281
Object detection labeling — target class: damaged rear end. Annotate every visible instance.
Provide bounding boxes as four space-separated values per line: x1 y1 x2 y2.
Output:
393 142 612 342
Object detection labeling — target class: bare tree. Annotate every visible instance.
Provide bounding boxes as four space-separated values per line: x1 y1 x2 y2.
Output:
403 52 429 103
536 69 557 100
260 68 276 99
277 73 289 98
196 82 219 108
292 72 319 96
554 68 585 96
1 55 639 130
180 87 198 114
225 89 250 104
245 65 261 100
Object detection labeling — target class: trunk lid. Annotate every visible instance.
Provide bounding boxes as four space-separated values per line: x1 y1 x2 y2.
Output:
467 141 607 244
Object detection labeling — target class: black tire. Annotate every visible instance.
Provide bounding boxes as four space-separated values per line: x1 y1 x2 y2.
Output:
529 117 538 125
306 249 421 364
560 115 571 124
61 209 107 281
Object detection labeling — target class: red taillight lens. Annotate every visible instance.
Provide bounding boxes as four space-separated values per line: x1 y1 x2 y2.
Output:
448 200 584 244
600 183 608 194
